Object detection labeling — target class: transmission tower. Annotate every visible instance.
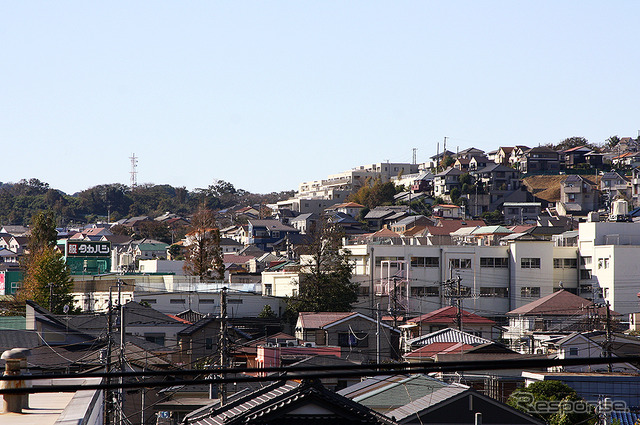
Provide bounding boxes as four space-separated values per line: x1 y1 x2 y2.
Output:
129 153 138 189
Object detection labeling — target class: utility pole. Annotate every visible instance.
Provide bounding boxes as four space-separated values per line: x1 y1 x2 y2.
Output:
455 275 463 331
605 301 612 373
118 280 126 425
219 287 229 405
104 287 113 425
376 303 381 366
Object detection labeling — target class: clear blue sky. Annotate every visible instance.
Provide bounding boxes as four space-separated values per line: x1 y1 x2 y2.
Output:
2 2 639 195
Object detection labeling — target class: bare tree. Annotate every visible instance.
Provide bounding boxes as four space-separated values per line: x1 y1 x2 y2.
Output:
183 208 224 281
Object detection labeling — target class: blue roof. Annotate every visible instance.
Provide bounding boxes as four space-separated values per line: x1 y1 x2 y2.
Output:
611 411 640 425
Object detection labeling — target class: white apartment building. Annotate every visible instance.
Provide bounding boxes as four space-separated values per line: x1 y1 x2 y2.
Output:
345 240 579 322
578 221 640 315
277 162 419 213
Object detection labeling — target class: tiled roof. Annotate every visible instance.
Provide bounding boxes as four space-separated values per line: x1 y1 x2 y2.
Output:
298 312 355 329
406 327 492 347
185 380 397 425
507 289 593 316
404 342 474 359
408 306 497 325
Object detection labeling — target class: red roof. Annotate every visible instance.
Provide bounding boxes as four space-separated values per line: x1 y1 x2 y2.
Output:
408 306 496 325
223 254 254 264
426 219 486 236
298 312 355 329
404 342 474 359
507 289 621 316
166 314 192 324
371 228 401 238
435 204 460 209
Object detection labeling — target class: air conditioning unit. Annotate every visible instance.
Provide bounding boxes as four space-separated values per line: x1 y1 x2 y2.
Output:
304 342 316 348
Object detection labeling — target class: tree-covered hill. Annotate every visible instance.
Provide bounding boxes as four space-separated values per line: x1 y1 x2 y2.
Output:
0 178 294 226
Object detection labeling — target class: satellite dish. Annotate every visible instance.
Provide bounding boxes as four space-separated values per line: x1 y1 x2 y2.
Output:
63 304 70 314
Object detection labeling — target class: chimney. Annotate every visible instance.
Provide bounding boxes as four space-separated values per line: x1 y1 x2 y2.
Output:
1 348 31 414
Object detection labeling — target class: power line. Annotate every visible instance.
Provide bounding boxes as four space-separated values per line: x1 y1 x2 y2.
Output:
2 355 640 395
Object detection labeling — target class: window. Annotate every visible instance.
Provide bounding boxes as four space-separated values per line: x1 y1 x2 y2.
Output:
338 332 369 348
450 258 471 269
569 347 579 356
264 284 272 296
580 270 592 279
144 333 165 345
376 256 404 266
170 299 185 304
554 258 577 268
597 258 610 269
480 287 508 298
581 256 592 266
205 338 214 350
358 286 370 296
228 299 243 304
200 299 216 304
140 299 157 304
480 257 508 268
411 287 439 297
521 258 540 269
521 287 541 298
411 257 439 268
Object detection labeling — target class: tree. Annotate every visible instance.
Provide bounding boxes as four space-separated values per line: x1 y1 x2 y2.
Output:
605 135 621 150
29 210 58 251
183 208 225 280
348 178 398 209
258 304 276 318
19 247 76 314
286 218 359 320
507 381 594 425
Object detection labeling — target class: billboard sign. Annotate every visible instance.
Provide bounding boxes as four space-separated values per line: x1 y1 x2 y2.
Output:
66 241 111 257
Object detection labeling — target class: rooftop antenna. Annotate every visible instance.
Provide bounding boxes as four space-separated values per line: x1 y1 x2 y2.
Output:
129 153 138 189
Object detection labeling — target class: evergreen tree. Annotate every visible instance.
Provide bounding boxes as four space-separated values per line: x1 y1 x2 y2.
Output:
29 210 58 251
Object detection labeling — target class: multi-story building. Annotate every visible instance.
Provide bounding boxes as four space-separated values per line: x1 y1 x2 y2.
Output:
345 239 579 323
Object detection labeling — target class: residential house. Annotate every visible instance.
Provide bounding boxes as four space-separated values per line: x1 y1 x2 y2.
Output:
402 306 500 342
495 147 515 166
364 206 409 231
432 204 463 218
338 374 543 425
503 202 542 225
562 145 596 168
453 157 471 172
469 155 489 171
509 146 530 168
183 380 398 425
326 201 366 218
295 311 401 362
219 237 242 254
433 167 463 197
455 147 485 159
177 316 250 366
600 171 630 201
326 211 365 234
0 225 29 236
247 219 300 251
390 215 434 234
557 174 599 216
474 164 521 191
7 236 28 255
504 290 613 352
541 332 638 373
289 212 319 234
134 241 169 260
519 147 560 173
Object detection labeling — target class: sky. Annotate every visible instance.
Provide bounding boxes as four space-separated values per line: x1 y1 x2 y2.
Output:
2 2 640 195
